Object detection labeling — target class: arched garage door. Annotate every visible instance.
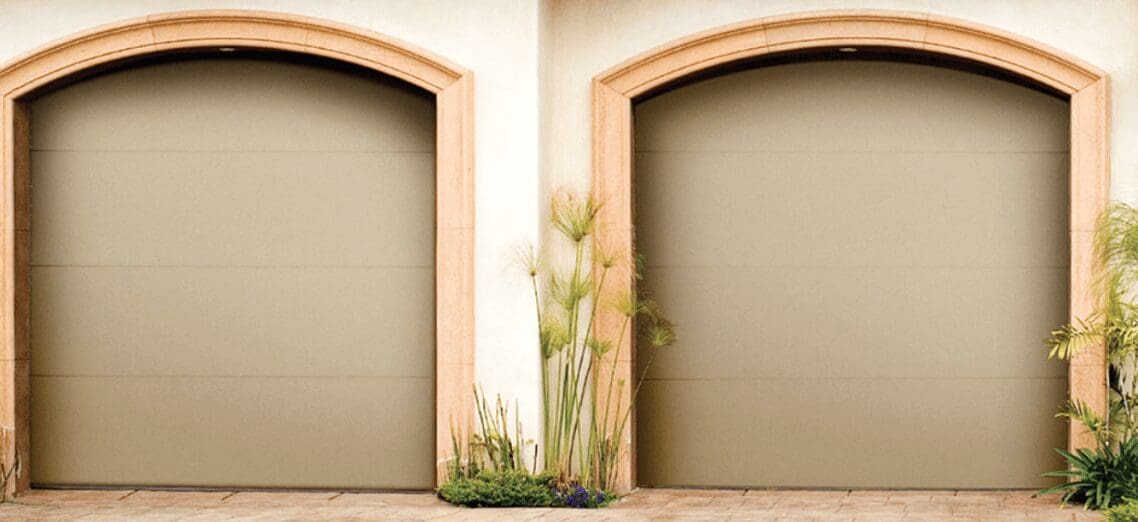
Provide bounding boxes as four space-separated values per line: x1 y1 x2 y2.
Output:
634 60 1069 489
28 57 436 489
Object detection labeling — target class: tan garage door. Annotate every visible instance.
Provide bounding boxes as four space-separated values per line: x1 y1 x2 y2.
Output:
634 60 1069 489
29 57 436 489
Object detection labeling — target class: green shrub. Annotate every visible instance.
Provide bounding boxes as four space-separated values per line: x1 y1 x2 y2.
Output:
437 469 558 507
1038 435 1138 509
1106 499 1138 521
1039 204 1138 510
440 388 617 509
444 386 534 483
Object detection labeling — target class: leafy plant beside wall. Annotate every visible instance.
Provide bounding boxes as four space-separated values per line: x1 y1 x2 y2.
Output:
527 191 675 492
437 190 675 508
1039 203 1138 509
438 386 556 508
444 387 533 483
438 387 613 508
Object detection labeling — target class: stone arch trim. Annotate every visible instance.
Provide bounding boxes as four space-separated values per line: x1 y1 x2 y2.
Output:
0 10 475 493
591 9 1109 492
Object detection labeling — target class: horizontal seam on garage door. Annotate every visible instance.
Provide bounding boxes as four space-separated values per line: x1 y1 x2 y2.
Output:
31 375 434 379
641 376 1068 382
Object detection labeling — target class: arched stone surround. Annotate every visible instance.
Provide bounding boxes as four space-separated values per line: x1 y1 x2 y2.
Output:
591 10 1109 492
0 10 475 493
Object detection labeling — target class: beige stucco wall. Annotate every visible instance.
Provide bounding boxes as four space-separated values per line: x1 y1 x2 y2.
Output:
1 0 1135 459
544 0 1138 201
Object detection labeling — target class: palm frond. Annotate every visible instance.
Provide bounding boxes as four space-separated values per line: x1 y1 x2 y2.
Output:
1058 399 1106 431
1047 318 1103 360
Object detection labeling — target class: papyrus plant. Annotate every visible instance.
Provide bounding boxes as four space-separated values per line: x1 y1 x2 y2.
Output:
525 191 675 490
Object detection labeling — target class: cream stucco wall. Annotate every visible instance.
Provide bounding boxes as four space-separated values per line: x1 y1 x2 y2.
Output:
544 0 1138 200
1 0 1135 462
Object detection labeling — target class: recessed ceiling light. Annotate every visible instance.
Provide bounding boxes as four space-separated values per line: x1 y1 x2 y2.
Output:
218 47 236 52
838 47 858 53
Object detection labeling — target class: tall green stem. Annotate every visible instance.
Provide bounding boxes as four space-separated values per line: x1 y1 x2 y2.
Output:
555 240 587 473
531 273 554 469
600 317 630 436
565 265 608 474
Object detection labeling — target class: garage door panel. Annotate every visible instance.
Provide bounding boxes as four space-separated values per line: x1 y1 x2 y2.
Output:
30 57 436 488
30 60 435 153
30 150 434 267
639 266 1068 381
636 378 1065 488
635 151 1069 269
31 266 433 378
31 375 434 489
634 62 1069 154
634 60 1069 488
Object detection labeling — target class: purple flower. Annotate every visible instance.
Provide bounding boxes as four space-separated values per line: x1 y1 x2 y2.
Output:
554 485 603 508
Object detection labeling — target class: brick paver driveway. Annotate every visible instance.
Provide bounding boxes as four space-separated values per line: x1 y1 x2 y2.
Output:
0 488 1102 520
